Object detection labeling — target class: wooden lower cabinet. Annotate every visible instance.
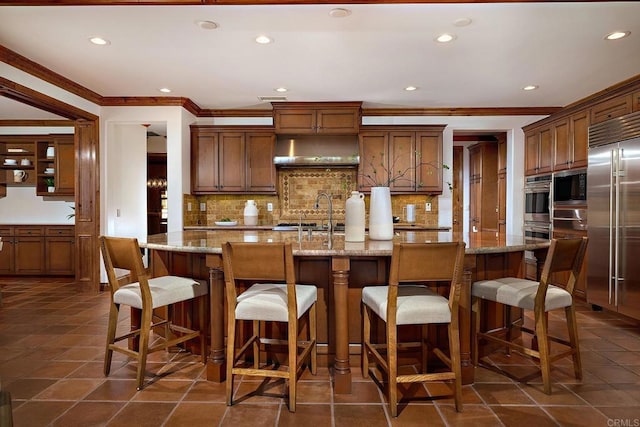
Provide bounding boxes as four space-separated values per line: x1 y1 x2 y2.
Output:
0 225 74 275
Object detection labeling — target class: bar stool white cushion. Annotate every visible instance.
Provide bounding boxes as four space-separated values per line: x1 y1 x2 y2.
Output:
114 276 208 309
236 283 317 322
472 277 572 311
362 285 451 325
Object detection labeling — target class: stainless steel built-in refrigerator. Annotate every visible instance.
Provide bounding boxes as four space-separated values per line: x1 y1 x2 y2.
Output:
587 111 640 320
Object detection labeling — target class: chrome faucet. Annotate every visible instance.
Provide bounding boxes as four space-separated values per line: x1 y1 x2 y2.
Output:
314 192 333 240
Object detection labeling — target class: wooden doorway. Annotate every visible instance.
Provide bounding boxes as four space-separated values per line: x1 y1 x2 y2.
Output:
0 76 100 292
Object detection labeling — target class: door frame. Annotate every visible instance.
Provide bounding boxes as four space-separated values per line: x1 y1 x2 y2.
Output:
1 76 100 292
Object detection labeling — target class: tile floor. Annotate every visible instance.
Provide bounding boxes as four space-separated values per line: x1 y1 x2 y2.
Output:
1 277 640 426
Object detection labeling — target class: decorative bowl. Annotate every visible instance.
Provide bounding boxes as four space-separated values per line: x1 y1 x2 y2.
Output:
215 221 238 226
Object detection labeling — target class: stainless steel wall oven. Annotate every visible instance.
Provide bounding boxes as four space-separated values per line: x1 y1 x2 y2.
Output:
523 221 551 240
524 174 552 223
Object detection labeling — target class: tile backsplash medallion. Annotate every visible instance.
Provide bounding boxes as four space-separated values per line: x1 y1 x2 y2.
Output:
184 168 438 226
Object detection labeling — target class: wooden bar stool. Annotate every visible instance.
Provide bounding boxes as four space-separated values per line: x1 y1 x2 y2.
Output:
222 242 317 412
100 236 208 390
361 241 466 416
472 237 588 394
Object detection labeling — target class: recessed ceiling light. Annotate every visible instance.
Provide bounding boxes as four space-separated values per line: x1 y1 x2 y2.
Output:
275 87 288 93
435 33 456 43
159 88 172 93
89 37 110 46
255 35 273 44
523 85 539 91
453 18 472 27
404 86 418 91
196 20 218 30
329 8 351 18
605 31 630 40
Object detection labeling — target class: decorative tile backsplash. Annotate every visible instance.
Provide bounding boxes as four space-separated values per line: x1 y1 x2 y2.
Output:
184 167 438 226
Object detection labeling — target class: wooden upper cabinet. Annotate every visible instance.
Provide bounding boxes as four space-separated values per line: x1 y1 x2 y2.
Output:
358 125 445 194
553 118 571 171
633 89 640 112
388 132 415 192
525 126 552 176
191 130 219 193
416 131 443 193
569 110 589 169
590 94 632 124
53 136 75 196
272 102 361 134
246 132 276 192
218 132 245 192
527 110 589 176
358 131 388 192
191 126 275 194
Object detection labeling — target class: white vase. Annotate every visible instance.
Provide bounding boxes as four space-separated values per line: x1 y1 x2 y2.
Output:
345 191 365 242
244 200 258 226
368 186 394 240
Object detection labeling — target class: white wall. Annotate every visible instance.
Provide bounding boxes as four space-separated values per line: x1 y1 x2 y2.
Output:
104 123 147 239
99 106 197 236
0 126 75 224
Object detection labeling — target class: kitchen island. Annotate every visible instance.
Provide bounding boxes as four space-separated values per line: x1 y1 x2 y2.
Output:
141 230 549 393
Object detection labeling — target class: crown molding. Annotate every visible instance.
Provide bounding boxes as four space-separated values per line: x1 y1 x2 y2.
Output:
0 119 75 127
0 0 617 5
362 107 561 116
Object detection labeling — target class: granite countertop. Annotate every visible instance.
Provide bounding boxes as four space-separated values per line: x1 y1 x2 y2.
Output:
183 223 451 232
142 230 548 256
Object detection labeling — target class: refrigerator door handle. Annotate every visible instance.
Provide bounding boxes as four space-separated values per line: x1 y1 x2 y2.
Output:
614 148 621 307
609 149 615 305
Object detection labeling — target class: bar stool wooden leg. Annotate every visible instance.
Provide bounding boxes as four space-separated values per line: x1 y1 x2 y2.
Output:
388 324 398 417
104 304 120 376
309 304 317 374
449 319 463 412
565 305 582 380
361 303 371 379
136 306 153 390
288 316 297 412
421 325 429 373
535 310 552 394
472 297 480 367
226 314 236 406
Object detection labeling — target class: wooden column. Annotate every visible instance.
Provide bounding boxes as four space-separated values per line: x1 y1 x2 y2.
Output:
206 254 226 382
332 256 351 394
74 119 100 292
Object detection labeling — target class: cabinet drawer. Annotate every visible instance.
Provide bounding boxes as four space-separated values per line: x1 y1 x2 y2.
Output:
45 226 74 236
15 226 44 236
591 95 632 124
0 226 13 237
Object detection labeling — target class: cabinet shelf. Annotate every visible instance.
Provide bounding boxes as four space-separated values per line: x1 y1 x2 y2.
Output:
0 134 74 197
1 165 34 170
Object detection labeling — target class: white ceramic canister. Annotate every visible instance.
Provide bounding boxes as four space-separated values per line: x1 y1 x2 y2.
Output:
403 204 416 223
345 191 365 242
244 200 259 226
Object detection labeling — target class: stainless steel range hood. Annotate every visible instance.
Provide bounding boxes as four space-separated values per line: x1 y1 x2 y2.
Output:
273 135 359 167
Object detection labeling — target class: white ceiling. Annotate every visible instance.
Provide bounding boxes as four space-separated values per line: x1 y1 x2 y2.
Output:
0 2 639 116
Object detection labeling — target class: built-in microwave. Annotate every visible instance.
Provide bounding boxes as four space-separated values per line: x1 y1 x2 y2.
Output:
524 174 552 223
553 169 587 205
